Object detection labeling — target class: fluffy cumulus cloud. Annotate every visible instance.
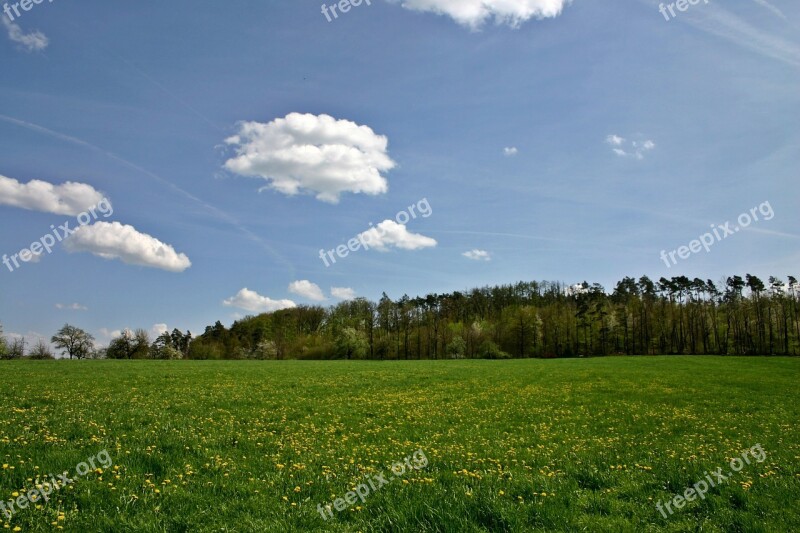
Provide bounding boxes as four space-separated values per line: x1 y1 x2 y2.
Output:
605 134 656 160
357 220 438 252
223 288 297 313
463 249 492 261
288 280 326 302
151 323 169 337
223 113 396 204
63 222 191 272
503 147 518 156
331 287 356 300
396 0 571 29
1 16 48 51
0 175 106 216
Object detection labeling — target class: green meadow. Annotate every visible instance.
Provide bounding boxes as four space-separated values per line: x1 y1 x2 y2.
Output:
0 357 798 532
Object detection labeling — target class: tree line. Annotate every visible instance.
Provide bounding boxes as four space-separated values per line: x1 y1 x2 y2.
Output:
188 274 800 360
2 274 798 361
0 324 192 361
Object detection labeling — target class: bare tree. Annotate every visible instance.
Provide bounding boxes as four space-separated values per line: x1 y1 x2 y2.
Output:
29 339 55 360
6 338 25 359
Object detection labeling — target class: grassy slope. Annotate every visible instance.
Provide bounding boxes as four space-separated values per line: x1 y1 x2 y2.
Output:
0 357 798 532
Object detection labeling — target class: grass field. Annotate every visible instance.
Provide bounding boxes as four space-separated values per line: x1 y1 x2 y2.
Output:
0 357 798 532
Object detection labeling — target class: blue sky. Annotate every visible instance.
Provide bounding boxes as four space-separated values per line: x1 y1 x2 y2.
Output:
1 0 798 348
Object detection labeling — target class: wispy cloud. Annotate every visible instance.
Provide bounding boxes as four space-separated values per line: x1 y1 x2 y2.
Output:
1 16 48 51
606 134 656 160
55 303 88 311
463 249 492 261
0 113 295 276
683 3 800 68
503 147 519 156
750 0 787 20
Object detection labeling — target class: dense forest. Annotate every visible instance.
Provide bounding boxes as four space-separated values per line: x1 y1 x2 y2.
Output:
188 274 800 360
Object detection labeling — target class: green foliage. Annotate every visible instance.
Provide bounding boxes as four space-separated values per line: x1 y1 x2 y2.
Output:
51 324 95 360
477 340 510 359
185 274 800 360
149 333 183 360
0 323 7 358
447 335 466 359
107 329 150 360
334 327 368 360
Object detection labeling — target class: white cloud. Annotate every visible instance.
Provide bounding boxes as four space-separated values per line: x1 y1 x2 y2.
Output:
0 175 106 216
151 323 169 337
503 147 519 156
98 328 122 341
288 280 326 302
223 288 297 313
64 222 191 272
639 140 656 150
55 303 88 311
25 250 44 263
357 220 438 252
681 3 800 68
331 287 356 300
224 113 396 204
1 16 48 51
606 134 656 160
750 0 786 20
463 249 492 261
395 0 571 29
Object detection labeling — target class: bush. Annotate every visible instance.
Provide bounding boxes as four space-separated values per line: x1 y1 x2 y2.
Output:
478 340 511 359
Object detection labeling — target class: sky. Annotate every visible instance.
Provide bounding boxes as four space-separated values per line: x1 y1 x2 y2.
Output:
0 0 798 350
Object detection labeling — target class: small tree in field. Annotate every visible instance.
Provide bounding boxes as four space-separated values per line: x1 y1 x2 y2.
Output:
7 338 25 359
29 339 55 360
0 323 8 358
51 324 95 360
